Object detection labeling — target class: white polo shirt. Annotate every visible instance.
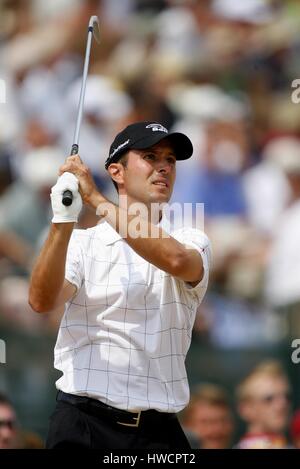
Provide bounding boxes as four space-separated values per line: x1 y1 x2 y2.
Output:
54 221 211 413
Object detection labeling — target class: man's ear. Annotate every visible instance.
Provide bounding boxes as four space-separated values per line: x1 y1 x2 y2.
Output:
107 163 125 187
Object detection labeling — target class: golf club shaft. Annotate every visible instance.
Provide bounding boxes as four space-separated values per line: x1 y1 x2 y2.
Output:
62 25 94 207
73 28 93 147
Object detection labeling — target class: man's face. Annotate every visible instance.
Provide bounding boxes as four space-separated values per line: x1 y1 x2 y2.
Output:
117 139 177 207
187 403 233 449
0 404 17 449
241 376 290 434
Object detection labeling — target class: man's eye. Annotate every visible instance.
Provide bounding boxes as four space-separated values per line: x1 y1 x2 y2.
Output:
168 158 176 164
144 154 155 160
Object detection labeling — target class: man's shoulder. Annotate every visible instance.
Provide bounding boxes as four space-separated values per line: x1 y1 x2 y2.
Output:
71 222 121 248
70 225 99 248
171 226 210 247
72 225 98 238
171 227 212 270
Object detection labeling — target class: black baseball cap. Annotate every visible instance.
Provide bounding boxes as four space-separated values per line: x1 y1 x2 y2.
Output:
105 121 193 169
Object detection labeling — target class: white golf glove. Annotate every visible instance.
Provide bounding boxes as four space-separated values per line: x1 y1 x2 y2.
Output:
51 172 83 223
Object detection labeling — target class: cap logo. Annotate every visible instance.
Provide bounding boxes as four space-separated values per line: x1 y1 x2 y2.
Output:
109 139 130 158
146 123 168 134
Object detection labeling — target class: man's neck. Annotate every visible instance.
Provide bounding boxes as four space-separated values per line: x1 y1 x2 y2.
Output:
118 194 163 225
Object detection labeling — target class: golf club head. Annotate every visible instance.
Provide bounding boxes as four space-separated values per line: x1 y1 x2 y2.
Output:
89 15 100 44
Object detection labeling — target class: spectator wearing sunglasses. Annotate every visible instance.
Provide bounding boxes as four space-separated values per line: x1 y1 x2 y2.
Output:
235 361 291 449
0 393 18 449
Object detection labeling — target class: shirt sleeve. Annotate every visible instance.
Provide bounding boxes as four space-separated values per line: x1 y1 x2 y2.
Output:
65 230 84 291
171 227 212 296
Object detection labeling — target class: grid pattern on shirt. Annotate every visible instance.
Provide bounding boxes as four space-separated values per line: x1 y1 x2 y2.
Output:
54 222 211 412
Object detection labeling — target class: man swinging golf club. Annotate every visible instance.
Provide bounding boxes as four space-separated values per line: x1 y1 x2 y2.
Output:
28 17 211 450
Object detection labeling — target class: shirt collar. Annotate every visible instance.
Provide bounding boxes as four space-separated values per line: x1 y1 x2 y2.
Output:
96 215 171 246
96 220 122 246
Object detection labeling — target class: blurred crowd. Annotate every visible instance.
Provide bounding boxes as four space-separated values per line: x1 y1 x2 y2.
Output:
181 359 300 449
1 0 300 448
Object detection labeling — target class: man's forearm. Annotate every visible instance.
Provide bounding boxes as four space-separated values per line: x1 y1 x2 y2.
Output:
29 223 74 313
92 195 193 278
116 209 186 275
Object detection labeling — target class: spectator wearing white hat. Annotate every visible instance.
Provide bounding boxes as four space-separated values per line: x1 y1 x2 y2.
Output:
264 137 300 336
212 0 275 25
169 84 249 219
243 138 292 236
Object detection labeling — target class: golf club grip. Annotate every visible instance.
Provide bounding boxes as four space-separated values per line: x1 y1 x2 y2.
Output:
62 144 79 206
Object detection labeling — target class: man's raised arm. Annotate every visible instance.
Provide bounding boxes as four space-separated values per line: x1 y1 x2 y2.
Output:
29 223 76 313
29 170 83 313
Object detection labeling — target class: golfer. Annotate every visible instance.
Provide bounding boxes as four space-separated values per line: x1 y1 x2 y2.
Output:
29 121 211 449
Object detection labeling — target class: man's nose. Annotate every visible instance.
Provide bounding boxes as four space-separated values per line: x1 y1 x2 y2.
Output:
157 161 172 173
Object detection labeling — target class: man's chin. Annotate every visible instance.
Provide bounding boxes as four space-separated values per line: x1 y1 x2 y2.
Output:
149 192 171 204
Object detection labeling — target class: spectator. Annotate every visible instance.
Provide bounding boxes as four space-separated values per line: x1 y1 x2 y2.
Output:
236 360 291 449
264 138 300 336
243 137 291 236
0 393 18 449
180 383 234 448
169 84 249 218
